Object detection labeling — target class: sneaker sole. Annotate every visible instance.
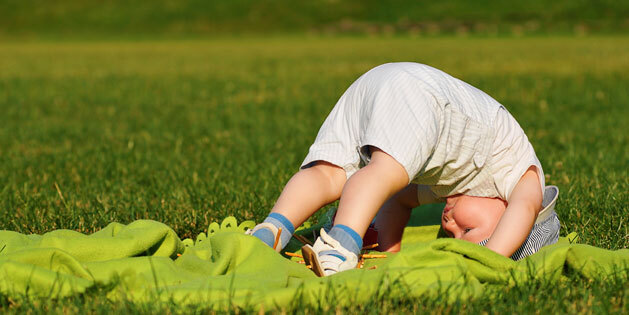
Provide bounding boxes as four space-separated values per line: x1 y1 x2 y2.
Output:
301 245 325 277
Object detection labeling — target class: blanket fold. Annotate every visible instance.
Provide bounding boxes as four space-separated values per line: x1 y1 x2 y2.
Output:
0 217 626 309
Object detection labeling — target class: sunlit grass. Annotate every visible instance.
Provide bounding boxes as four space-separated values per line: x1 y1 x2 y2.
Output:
1 37 628 79
0 36 627 312
1 272 626 313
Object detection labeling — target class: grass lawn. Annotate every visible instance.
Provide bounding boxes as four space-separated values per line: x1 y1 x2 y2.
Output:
0 36 627 312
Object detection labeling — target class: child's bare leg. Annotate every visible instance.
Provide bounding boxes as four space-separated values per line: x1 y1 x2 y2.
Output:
374 184 419 252
271 161 346 227
333 147 409 237
251 161 346 250
303 148 409 276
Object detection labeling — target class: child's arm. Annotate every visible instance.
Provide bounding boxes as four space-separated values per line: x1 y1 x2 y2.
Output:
374 184 443 252
484 166 543 257
373 184 419 252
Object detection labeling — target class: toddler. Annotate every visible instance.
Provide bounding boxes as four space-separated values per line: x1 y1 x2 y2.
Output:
247 62 560 276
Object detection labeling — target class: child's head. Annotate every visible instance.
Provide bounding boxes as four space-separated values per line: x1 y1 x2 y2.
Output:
441 195 507 243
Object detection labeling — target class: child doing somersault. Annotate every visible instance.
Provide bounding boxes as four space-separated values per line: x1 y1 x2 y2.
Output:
247 62 560 276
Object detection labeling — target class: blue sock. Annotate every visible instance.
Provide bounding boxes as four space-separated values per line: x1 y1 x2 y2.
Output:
252 212 295 250
320 224 362 261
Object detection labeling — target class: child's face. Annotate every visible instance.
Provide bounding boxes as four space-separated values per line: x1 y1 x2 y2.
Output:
441 195 507 243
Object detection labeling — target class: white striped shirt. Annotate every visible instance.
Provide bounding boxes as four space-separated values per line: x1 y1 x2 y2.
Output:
303 62 544 201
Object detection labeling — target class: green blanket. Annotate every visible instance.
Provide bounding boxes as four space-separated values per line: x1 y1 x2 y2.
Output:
0 209 627 309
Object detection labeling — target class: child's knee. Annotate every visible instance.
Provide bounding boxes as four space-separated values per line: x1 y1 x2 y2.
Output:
367 147 409 187
309 161 347 194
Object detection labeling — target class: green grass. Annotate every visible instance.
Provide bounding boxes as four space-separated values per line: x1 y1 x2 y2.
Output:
0 36 627 312
1 0 628 38
1 273 627 313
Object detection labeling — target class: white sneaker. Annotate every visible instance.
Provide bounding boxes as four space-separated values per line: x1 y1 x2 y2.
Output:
301 228 358 277
245 222 283 252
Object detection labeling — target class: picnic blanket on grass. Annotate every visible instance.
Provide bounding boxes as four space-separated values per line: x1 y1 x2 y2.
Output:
0 208 627 309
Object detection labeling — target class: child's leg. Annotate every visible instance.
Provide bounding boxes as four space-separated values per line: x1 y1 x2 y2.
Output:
318 147 408 257
373 184 419 252
333 147 409 237
303 147 409 276
252 161 346 250
271 161 346 227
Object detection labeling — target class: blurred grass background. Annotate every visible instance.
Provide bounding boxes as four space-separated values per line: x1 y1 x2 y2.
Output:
1 0 628 38
1 37 627 247
0 1 627 313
